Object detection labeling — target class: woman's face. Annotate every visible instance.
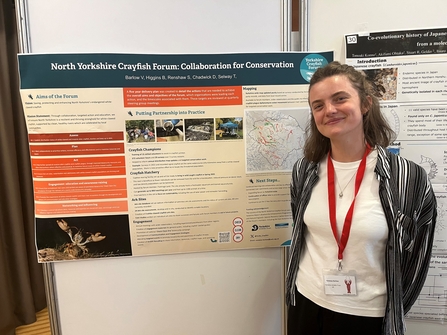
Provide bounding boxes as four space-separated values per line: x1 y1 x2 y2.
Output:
309 75 368 143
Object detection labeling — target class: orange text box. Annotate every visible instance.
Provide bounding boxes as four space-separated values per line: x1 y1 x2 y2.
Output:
34 190 127 201
31 156 126 178
123 86 242 107
32 156 125 169
30 143 124 156
34 178 127 193
35 200 128 215
34 178 127 201
29 132 124 143
32 167 126 178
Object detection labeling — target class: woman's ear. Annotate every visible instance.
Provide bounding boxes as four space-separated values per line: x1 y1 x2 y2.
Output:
363 96 372 114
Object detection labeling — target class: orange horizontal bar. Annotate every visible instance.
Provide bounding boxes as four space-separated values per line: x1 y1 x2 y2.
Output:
34 189 127 201
35 200 128 215
34 178 127 193
32 156 125 170
30 143 124 156
29 131 124 143
32 167 126 178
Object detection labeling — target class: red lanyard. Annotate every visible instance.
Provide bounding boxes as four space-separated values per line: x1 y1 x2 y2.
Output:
327 145 371 270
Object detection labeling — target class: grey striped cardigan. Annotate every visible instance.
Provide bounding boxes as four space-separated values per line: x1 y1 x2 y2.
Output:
286 145 437 335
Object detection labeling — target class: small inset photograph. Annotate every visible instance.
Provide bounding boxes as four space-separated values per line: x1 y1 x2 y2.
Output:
125 120 155 143
184 118 215 141
362 68 398 101
387 141 401 156
216 117 243 140
155 119 184 142
36 214 132 262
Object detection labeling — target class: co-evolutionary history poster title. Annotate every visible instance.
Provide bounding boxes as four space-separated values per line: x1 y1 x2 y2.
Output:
18 51 333 263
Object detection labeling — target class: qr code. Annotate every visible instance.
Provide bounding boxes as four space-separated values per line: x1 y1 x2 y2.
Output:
218 231 231 243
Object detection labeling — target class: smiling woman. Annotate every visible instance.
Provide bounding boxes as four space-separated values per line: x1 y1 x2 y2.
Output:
286 61 437 335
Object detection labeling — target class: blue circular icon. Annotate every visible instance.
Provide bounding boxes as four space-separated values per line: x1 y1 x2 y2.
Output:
300 54 329 82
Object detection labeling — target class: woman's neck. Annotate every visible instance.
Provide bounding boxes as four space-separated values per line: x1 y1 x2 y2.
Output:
330 140 367 162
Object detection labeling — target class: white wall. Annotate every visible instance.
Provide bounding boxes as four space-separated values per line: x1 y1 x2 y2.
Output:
308 0 447 62
52 249 283 335
26 0 283 54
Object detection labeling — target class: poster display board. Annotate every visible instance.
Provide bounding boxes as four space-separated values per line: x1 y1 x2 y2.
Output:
344 27 447 323
19 51 333 262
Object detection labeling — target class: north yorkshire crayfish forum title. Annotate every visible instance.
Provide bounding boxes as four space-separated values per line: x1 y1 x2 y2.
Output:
50 61 296 72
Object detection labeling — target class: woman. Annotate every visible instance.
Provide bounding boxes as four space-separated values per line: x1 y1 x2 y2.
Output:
286 62 437 335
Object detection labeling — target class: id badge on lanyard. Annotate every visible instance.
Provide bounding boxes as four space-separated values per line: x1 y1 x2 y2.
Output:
323 269 357 295
323 145 371 296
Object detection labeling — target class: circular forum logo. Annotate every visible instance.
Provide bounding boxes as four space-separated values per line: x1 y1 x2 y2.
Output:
300 54 329 82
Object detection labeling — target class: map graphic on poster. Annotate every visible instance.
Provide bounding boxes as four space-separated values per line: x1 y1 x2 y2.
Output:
18 52 333 263
345 27 447 322
245 109 307 172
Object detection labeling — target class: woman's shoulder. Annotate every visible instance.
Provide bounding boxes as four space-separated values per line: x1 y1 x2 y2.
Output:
293 156 317 173
377 145 429 181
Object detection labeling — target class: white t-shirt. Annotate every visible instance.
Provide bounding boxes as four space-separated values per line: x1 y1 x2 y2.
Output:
297 149 388 317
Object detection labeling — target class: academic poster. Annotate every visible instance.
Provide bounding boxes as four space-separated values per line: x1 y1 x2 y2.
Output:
18 52 333 262
345 27 447 322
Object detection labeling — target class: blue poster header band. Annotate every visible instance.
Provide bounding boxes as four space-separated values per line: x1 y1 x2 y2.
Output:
18 52 333 89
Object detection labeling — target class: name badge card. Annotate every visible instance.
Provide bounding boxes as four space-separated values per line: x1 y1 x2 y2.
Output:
323 270 357 296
